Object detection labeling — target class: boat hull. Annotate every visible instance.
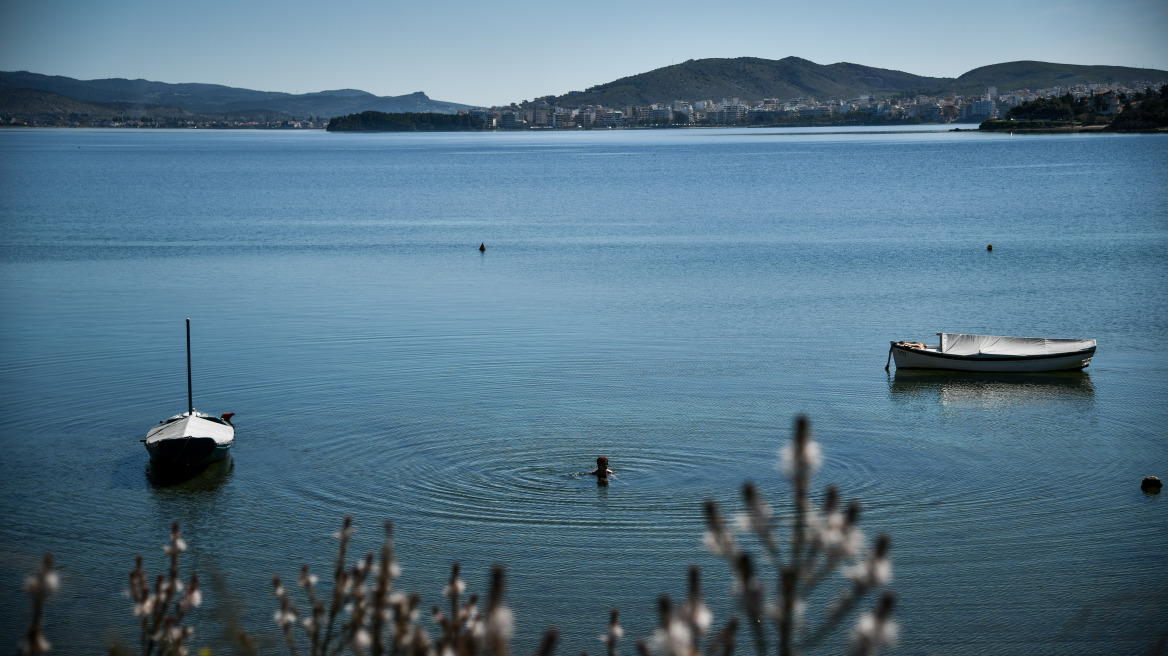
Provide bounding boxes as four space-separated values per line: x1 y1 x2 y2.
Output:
891 342 1094 373
145 413 234 468
146 437 231 468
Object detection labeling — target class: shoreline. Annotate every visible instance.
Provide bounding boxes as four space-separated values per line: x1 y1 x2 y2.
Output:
6 123 1165 134
976 124 1167 134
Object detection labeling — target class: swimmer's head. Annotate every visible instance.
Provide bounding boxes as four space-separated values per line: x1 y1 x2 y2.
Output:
597 456 608 467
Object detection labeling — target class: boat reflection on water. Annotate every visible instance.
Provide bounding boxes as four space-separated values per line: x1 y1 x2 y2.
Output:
146 454 235 490
889 370 1094 408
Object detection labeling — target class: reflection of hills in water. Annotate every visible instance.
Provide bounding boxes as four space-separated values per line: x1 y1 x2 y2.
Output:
890 370 1095 407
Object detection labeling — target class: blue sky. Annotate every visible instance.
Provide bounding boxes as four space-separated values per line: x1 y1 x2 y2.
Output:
2 0 1166 107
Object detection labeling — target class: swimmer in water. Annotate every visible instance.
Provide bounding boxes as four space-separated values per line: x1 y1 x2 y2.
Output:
589 456 613 484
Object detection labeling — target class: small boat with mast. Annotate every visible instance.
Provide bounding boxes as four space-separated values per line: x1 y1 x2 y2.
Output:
143 319 235 468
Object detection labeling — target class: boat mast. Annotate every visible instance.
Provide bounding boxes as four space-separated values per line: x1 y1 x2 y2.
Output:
186 318 193 415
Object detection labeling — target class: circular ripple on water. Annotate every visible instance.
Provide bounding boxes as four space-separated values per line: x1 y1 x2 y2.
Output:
274 406 776 533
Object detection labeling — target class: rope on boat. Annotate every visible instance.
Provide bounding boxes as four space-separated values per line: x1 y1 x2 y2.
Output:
171 435 194 466
884 344 894 371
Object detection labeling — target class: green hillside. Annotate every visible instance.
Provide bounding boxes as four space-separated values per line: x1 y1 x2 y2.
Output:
952 61 1168 96
550 57 1168 107
552 57 951 106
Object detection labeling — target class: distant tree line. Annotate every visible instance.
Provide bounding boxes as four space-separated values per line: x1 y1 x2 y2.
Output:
1004 93 1089 122
327 111 484 132
1107 85 1168 130
991 84 1168 131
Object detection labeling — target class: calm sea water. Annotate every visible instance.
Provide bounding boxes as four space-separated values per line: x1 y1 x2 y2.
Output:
1 127 1166 654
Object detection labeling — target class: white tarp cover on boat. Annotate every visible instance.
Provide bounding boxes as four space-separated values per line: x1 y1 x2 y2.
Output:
146 413 234 446
938 333 1096 356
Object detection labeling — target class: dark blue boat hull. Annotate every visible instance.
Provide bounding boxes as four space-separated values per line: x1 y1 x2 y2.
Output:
146 437 231 468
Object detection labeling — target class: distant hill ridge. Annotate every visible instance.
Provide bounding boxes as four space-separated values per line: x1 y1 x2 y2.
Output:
550 57 1168 107
3 59 1166 121
0 88 299 126
0 71 473 118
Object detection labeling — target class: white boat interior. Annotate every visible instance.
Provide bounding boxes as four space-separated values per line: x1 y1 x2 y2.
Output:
934 333 1096 357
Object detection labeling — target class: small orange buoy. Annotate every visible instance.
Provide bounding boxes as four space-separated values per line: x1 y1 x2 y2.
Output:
987 244 993 251
479 243 486 252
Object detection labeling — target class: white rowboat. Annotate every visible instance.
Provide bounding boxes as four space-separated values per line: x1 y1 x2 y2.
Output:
888 333 1096 373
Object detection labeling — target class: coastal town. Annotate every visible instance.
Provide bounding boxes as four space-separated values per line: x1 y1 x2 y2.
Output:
463 81 1157 129
1 79 1162 130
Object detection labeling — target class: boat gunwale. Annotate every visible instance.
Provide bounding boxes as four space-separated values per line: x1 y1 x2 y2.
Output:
156 410 232 427
889 341 1096 362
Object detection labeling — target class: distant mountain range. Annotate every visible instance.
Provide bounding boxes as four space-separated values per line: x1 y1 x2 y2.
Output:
0 70 473 121
549 58 1168 107
3 59 1166 124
